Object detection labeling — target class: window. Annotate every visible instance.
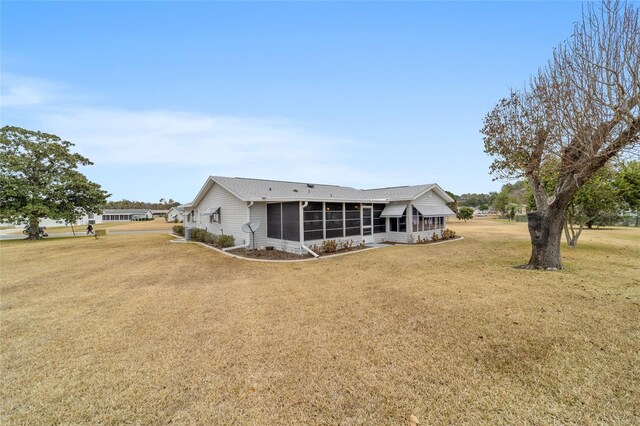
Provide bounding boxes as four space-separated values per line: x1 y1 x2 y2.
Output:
267 202 300 241
373 204 386 233
325 202 344 238
412 207 445 231
282 202 300 241
389 210 407 232
267 203 282 239
210 207 221 224
345 203 361 236
304 202 323 240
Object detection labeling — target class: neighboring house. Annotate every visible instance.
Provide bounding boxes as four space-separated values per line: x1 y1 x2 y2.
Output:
36 212 103 227
101 209 153 221
151 209 169 218
166 206 184 222
184 176 456 254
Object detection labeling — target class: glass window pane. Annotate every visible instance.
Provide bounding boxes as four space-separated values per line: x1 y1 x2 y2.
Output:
326 228 343 238
304 211 323 221
345 227 360 236
267 203 281 239
345 203 360 211
304 202 323 211
304 230 323 241
282 202 300 241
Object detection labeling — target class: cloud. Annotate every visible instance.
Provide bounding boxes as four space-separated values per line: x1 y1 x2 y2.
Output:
20 103 382 187
0 74 64 107
0 74 407 189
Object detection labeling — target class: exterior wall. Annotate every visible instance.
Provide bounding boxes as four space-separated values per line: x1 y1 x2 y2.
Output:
385 231 412 243
190 183 249 246
412 189 449 209
410 229 443 242
38 214 102 227
249 203 268 248
167 209 184 222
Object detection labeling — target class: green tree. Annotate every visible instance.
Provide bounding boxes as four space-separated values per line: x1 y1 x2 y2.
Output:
445 191 458 213
0 126 109 239
492 188 511 217
615 161 640 215
456 206 474 222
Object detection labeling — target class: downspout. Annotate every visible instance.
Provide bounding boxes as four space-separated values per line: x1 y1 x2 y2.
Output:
299 201 319 257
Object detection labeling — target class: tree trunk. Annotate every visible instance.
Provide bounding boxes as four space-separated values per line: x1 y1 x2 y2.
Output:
520 210 565 270
26 217 41 240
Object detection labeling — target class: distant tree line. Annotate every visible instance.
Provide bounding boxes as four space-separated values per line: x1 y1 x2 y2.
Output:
450 160 639 231
104 198 181 210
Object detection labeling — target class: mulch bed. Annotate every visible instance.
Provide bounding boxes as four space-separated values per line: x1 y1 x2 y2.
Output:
228 245 372 260
227 248 313 260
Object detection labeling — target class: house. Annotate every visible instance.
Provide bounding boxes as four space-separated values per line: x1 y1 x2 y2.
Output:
151 209 169 218
38 213 102 228
166 206 184 222
183 176 456 254
101 209 153 221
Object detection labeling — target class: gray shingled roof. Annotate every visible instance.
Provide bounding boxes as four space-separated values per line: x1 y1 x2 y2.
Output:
197 176 449 203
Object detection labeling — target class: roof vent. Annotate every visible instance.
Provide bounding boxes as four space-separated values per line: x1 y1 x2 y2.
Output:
293 189 299 192
307 184 315 188
269 187 272 191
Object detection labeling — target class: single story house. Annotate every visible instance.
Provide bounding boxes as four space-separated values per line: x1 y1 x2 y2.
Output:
101 209 153 221
151 209 169 218
184 176 455 254
37 214 101 228
167 206 184 222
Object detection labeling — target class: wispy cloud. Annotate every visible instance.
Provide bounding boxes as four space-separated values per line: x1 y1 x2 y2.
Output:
2 74 385 188
0 74 65 107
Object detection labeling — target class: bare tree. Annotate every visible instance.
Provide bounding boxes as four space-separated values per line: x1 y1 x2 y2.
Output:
483 0 639 269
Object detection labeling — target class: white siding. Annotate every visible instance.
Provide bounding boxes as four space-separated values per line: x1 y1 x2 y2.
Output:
249 203 268 248
38 214 102 227
385 232 412 243
412 189 450 210
190 183 249 246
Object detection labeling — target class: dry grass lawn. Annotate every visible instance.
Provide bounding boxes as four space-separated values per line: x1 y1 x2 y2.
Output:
44 218 176 234
1 219 638 424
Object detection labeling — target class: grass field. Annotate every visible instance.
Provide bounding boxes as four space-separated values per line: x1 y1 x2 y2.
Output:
1 219 638 424
41 218 176 234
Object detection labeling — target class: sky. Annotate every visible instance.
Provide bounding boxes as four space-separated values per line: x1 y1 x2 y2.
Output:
1 1 587 204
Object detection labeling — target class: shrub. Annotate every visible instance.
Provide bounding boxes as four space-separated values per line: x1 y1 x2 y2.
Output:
321 239 338 253
203 232 218 246
442 228 456 239
191 228 206 241
216 234 235 248
431 232 440 242
172 225 184 236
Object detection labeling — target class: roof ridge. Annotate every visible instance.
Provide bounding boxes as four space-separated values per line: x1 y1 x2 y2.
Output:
212 175 351 188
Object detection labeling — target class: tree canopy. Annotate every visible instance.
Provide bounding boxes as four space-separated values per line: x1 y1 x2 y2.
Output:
482 1 639 269
0 126 109 238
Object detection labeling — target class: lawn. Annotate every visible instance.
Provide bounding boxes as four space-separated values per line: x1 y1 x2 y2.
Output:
44 218 176 234
1 219 638 424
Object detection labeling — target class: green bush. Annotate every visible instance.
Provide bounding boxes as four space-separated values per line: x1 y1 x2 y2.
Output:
216 234 235 248
191 228 206 241
172 225 184 236
203 231 218 245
